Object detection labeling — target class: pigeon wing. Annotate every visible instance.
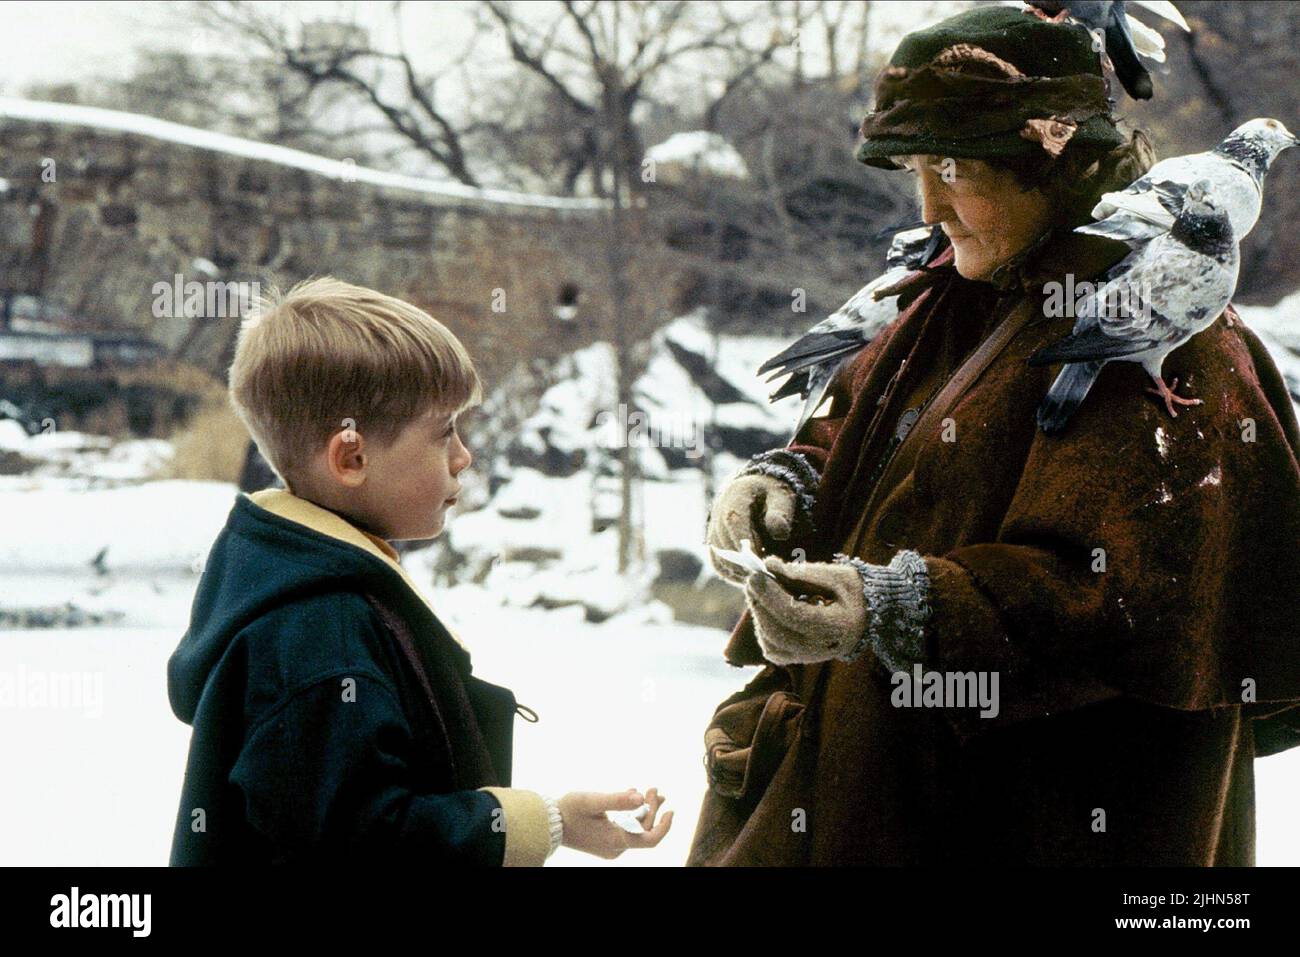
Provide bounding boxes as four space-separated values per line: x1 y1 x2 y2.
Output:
758 269 905 377
759 328 863 376
1029 257 1171 365
1075 215 1169 245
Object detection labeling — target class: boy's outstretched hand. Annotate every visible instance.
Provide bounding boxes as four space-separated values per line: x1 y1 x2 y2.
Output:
558 787 672 860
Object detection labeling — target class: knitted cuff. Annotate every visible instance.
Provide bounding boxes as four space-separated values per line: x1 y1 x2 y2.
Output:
736 449 821 535
833 549 932 670
541 793 564 858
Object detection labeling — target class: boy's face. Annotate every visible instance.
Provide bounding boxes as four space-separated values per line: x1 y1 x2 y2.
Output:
308 405 472 542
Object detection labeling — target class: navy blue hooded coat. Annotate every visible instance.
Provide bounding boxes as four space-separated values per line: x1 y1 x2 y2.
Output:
167 489 553 866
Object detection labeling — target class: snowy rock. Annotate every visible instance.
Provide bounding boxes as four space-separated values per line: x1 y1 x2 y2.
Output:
1238 295 1300 419
645 131 749 182
426 310 802 627
497 310 790 481
0 419 30 449
654 548 703 583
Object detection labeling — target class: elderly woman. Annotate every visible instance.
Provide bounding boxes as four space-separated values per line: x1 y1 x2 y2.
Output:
689 5 1300 866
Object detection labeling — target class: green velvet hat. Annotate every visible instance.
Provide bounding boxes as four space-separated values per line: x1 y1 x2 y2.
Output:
856 4 1127 170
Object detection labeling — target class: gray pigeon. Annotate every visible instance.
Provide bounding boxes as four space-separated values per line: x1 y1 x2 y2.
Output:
759 225 944 438
1030 179 1239 432
1025 1 1189 100
1079 118 1298 245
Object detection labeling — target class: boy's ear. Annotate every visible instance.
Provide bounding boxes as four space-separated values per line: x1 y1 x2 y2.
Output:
324 427 369 488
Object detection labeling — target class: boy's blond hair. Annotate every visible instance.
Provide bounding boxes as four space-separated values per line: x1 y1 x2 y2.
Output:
228 277 481 486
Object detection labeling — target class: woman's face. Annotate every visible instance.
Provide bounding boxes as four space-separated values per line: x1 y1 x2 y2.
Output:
892 155 1054 281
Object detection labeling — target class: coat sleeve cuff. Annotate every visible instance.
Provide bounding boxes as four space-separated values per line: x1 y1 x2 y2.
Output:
539 793 565 857
834 549 932 670
478 787 552 867
736 449 821 536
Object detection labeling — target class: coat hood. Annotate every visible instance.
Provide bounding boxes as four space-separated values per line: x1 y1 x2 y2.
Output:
168 489 463 725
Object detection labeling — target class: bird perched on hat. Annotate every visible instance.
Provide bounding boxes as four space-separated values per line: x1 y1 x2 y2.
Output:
1024 2 1190 100
760 5 1138 438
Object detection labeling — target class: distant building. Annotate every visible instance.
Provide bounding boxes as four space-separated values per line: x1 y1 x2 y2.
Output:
0 326 163 368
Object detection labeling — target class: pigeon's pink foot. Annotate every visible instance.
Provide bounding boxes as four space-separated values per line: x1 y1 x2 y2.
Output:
1223 303 1241 326
1144 376 1203 418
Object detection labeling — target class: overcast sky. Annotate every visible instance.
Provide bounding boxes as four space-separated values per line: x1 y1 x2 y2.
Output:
0 1 967 95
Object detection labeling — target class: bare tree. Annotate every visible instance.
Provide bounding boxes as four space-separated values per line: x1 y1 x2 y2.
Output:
197 1 488 185
480 0 812 571
480 0 793 196
195 0 832 573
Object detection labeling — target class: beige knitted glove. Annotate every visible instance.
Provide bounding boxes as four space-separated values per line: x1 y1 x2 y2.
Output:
706 450 820 584
706 475 797 583
744 551 932 668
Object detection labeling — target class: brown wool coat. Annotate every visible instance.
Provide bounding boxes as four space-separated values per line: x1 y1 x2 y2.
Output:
689 231 1300 866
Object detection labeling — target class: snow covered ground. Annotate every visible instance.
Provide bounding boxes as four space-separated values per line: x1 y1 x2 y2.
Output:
1238 291 1300 422
0 579 755 867
0 479 761 866
1 477 1298 865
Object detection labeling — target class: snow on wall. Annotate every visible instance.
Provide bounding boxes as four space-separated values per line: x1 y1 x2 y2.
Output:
0 97 608 212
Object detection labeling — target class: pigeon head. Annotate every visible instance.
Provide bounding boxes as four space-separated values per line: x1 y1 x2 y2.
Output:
1171 178 1234 256
1184 178 1212 206
1216 118 1299 182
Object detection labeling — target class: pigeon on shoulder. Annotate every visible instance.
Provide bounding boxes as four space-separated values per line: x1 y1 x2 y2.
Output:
1030 179 1239 432
1079 118 1298 245
1030 120 1296 434
758 225 945 439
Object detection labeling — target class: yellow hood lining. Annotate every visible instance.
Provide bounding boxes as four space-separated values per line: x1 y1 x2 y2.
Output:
245 489 468 652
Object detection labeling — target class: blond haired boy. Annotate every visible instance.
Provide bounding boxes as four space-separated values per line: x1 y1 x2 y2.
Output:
167 277 670 865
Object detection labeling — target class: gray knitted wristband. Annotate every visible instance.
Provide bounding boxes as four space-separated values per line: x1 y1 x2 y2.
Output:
736 449 821 534
833 549 932 669
541 793 564 858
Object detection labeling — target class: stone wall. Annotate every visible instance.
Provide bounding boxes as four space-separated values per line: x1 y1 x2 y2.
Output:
0 114 627 386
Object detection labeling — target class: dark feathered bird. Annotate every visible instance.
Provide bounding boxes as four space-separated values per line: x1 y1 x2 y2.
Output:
1025 1 1189 100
